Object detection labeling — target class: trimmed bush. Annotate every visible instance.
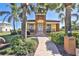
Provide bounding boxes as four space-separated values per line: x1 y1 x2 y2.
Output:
50 32 79 47
72 33 79 48
50 32 64 45
10 30 17 35
10 36 37 56
17 30 30 35
17 30 21 34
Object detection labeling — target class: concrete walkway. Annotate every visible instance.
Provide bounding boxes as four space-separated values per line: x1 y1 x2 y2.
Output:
34 37 61 56
76 48 79 56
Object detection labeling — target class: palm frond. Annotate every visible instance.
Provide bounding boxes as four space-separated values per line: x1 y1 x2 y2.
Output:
7 15 13 22
59 13 64 18
3 14 10 22
0 11 10 16
71 14 79 22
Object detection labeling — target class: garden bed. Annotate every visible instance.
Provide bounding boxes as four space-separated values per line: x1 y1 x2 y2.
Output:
0 34 38 56
50 31 79 56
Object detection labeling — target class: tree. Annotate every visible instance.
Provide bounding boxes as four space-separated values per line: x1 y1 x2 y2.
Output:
71 13 79 30
0 3 19 32
47 3 75 36
18 3 35 39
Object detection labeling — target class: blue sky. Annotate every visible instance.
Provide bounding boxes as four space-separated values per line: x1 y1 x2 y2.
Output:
0 3 78 29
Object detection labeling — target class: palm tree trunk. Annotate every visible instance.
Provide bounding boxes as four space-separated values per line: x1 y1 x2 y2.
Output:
21 4 27 39
13 19 16 31
65 4 72 36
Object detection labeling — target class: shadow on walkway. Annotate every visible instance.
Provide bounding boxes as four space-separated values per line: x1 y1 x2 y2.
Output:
45 40 61 56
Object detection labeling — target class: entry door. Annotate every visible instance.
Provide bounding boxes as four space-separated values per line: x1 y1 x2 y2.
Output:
37 23 43 32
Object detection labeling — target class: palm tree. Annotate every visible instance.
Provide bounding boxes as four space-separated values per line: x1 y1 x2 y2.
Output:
0 3 19 32
18 3 35 39
64 3 72 36
71 13 79 30
48 3 74 36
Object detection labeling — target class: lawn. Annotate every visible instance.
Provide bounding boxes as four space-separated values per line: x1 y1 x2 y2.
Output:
0 32 10 36
0 32 20 42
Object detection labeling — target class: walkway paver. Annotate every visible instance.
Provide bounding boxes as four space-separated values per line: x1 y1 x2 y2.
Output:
34 37 61 56
76 48 79 56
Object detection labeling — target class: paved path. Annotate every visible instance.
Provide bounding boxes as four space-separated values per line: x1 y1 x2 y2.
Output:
34 37 61 56
76 48 79 56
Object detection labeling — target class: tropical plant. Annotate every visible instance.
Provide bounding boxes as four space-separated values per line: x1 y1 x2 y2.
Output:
10 36 38 56
18 3 35 39
48 3 75 36
50 32 64 44
59 13 79 31
0 3 19 32
71 13 79 30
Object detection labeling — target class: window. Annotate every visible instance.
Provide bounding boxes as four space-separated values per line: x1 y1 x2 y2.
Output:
29 24 34 32
46 24 51 33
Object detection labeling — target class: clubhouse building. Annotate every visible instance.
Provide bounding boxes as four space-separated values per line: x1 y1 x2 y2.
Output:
27 12 60 33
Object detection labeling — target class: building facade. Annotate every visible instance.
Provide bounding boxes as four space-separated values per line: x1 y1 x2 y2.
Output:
27 14 60 33
0 22 12 32
27 5 60 33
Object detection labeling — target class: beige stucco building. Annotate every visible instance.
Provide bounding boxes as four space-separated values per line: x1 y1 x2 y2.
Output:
0 22 12 32
27 14 60 33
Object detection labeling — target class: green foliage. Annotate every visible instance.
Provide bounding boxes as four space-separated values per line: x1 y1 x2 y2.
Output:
50 31 79 48
72 32 79 48
50 32 64 45
0 35 38 56
10 36 37 56
17 30 21 34
10 30 17 35
0 47 14 55
25 38 38 53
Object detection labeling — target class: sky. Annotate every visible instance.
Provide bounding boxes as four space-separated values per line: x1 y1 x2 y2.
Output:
0 3 78 29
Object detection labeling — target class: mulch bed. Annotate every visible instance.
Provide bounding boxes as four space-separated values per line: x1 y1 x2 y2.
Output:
56 44 74 56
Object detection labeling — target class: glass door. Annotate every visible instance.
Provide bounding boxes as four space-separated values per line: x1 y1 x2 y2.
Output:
37 23 43 32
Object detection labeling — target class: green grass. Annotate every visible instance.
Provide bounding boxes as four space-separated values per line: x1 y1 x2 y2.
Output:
0 32 20 43
0 32 10 36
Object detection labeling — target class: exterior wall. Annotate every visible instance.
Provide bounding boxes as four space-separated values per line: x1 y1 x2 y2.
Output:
0 23 12 32
35 15 46 33
46 22 59 32
27 22 35 32
2 26 11 32
27 22 60 33
27 15 60 33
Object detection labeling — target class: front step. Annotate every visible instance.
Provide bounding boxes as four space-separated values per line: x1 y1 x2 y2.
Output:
35 31 46 37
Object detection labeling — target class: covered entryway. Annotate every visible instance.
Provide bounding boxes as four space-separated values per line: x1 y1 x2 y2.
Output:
37 23 43 32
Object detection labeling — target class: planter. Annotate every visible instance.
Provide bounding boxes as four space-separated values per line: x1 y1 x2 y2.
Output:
64 36 76 55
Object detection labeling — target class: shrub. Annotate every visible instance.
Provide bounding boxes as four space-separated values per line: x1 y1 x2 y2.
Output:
50 32 79 47
17 30 21 34
25 38 38 54
10 30 17 35
10 36 27 55
17 30 30 35
72 33 79 48
50 32 64 45
0 47 14 55
10 36 37 56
